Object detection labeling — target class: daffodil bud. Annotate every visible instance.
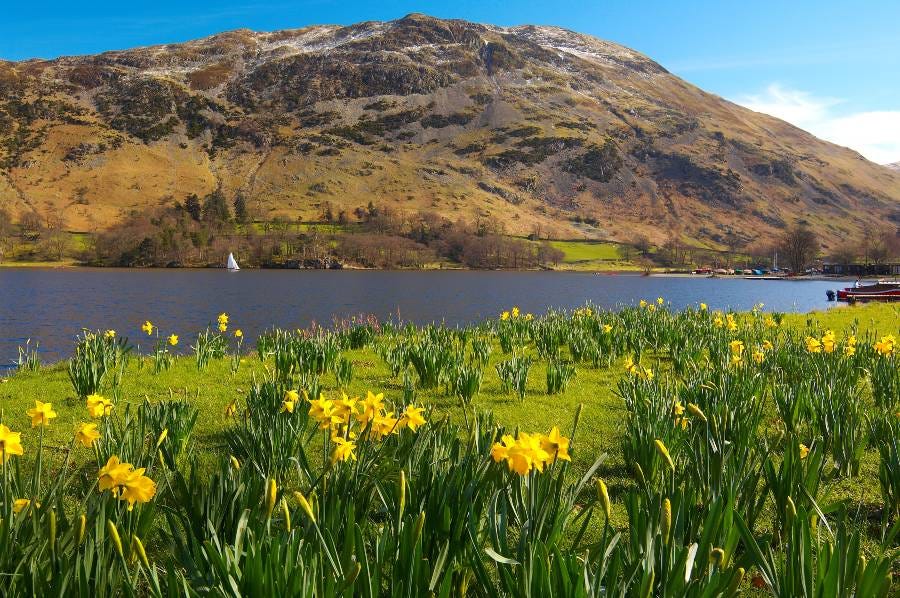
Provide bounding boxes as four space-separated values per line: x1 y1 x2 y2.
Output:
107 520 124 559
654 439 675 472
711 547 725 567
726 567 745 595
77 513 86 546
661 498 672 545
132 534 150 568
596 479 611 520
293 491 316 523
281 498 291 532
686 403 707 423
632 462 646 486
398 470 406 519
230 455 240 469
155 428 168 449
413 511 426 545
786 496 797 524
265 478 277 520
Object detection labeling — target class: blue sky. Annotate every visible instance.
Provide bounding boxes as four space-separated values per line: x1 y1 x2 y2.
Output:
3 0 899 162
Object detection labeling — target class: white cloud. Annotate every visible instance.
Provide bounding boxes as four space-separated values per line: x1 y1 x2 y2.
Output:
734 84 900 165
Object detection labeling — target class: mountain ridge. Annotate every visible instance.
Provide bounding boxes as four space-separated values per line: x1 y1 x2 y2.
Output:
1 14 898 250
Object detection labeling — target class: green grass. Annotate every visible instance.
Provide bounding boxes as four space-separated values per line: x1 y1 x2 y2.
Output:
549 240 623 262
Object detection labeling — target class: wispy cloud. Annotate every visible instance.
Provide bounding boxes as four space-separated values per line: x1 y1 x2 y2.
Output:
734 84 900 165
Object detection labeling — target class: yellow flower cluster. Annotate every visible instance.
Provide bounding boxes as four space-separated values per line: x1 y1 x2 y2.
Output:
874 335 896 356
217 313 229 333
98 456 157 510
490 427 571 475
298 390 427 464
712 312 739 331
805 330 857 355
728 340 745 366
623 356 654 380
500 306 532 320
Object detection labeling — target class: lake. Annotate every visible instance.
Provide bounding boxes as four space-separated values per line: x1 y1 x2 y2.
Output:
0 268 847 367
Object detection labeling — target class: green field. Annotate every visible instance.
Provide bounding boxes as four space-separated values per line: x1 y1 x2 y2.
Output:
0 302 897 594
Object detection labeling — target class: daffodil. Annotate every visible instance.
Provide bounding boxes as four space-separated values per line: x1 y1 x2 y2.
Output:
540 426 571 462
699 303 707 311
639 300 647 308
331 436 357 463
98 456 132 496
224 400 237 418
282 390 299 413
234 329 243 338
13 498 37 514
500 311 510 321
729 340 745 356
104 329 116 339
524 313 534 321
0 425 24 462
217 313 229 326
511 306 520 318
86 394 114 418
167 334 178 346
491 434 516 463
657 297 664 305
355 391 385 426
218 322 228 333
603 324 613 333
874 335 896 356
672 400 685 417
799 444 810 459
26 400 57 427
141 321 154 335
399 404 426 432
75 422 100 447
119 468 157 510
805 336 822 353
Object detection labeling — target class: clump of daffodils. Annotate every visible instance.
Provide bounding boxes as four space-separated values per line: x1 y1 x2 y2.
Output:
490 427 571 475
623 356 654 380
297 390 427 464
97 456 157 510
874 334 895 356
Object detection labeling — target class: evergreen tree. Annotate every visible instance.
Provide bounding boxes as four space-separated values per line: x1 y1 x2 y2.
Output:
184 194 202 221
202 189 231 223
233 193 248 223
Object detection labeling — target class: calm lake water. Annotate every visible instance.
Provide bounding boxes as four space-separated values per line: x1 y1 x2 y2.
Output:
0 268 847 367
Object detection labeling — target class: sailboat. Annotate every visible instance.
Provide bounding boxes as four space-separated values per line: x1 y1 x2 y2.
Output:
226 252 240 271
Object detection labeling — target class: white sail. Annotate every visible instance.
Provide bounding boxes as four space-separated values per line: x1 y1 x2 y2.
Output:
226 253 240 271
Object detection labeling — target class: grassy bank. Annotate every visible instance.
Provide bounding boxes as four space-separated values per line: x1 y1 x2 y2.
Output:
0 302 897 594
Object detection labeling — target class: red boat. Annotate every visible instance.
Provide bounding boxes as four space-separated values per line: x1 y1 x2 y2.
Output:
836 281 900 302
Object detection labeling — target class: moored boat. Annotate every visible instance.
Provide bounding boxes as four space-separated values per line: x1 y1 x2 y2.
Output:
835 280 900 302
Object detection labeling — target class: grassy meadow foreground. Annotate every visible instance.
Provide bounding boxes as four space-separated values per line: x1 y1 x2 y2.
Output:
0 302 898 596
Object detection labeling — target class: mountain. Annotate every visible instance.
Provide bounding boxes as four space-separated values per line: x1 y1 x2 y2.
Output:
887 162 900 172
1 13 898 249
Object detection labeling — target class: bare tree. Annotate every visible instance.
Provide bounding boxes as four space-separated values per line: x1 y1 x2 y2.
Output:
779 222 819 273
830 242 857 266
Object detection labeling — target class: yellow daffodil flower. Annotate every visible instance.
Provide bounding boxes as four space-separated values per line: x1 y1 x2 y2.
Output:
141 321 154 335
86 394 114 418
399 405 426 432
75 422 101 447
167 334 178 346
331 436 357 463
0 424 25 462
26 400 57 427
